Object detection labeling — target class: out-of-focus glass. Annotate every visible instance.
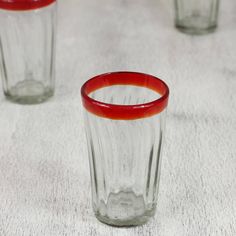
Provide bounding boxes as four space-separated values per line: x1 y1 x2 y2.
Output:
175 0 219 35
81 72 170 226
0 0 57 104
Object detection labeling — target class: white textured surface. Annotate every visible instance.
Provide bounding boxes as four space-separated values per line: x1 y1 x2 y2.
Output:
0 0 236 235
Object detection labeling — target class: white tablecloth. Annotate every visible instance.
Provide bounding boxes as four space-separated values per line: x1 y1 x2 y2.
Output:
0 0 235 235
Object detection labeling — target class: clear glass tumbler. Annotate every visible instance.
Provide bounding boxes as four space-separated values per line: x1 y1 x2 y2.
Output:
81 72 170 226
174 0 219 35
0 0 57 104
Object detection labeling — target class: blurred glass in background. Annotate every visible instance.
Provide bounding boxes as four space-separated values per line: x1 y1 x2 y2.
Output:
0 0 57 104
174 0 220 35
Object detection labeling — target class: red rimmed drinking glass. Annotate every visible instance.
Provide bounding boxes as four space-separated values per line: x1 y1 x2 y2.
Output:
81 71 169 226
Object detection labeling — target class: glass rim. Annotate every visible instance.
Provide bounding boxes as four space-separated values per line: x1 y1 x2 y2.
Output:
0 0 56 11
81 71 170 120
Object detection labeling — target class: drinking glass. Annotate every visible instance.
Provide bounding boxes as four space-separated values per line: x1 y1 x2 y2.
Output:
0 0 57 104
174 0 219 34
81 72 170 226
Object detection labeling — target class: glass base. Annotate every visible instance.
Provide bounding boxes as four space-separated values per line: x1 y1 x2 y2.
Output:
4 79 54 104
175 15 217 35
94 191 156 227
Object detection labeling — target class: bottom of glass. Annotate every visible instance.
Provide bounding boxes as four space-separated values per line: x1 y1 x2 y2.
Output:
175 15 217 35
94 190 156 227
95 210 155 227
4 79 54 104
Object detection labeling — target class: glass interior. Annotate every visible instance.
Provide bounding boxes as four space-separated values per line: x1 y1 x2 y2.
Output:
89 85 162 105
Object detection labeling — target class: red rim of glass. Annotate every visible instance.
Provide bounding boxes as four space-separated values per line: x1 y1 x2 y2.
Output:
81 71 169 120
0 0 56 11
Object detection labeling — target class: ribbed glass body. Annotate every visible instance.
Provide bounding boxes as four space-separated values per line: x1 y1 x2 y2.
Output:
0 3 56 104
83 81 168 226
175 0 219 34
